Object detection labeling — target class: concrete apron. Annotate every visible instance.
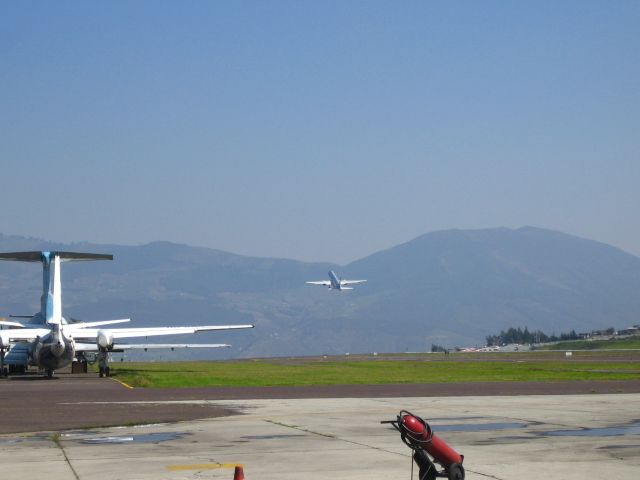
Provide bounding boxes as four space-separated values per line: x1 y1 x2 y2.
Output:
1 394 639 480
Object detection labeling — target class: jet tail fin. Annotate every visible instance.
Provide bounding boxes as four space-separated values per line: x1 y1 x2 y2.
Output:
0 251 113 325
47 255 63 325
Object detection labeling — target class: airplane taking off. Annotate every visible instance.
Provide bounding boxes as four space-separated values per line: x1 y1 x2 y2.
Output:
0 251 253 377
305 270 367 291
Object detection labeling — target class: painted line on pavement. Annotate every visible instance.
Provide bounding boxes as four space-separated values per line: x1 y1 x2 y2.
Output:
110 378 134 389
166 463 242 471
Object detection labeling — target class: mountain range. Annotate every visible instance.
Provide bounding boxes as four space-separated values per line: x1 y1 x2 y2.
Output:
1 227 639 358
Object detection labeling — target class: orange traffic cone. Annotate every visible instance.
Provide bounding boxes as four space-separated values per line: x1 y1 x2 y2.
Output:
233 465 245 480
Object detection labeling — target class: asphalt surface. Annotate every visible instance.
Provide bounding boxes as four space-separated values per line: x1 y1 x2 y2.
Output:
2 393 639 480
2 372 640 434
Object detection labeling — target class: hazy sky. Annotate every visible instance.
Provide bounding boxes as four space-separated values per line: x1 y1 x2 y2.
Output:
2 1 638 264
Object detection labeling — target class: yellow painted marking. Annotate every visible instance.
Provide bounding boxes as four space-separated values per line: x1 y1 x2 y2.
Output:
166 463 241 471
110 378 134 389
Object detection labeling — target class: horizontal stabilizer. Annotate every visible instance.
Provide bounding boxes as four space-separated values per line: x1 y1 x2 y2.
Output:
0 252 45 262
0 251 113 262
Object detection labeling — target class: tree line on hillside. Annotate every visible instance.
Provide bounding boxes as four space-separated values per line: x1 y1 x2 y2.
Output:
485 327 584 346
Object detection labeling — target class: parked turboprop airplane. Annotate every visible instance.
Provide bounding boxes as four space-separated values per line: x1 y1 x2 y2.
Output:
0 251 253 377
305 270 367 291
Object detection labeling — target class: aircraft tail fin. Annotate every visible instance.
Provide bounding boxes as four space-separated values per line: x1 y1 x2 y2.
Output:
47 255 63 325
0 251 112 324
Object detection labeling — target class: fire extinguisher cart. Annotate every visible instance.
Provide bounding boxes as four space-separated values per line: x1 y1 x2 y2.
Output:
382 410 465 480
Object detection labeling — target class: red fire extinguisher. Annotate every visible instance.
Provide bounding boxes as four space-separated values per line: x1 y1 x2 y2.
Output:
383 410 465 480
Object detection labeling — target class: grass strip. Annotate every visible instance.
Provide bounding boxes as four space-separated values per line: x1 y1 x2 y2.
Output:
111 355 640 388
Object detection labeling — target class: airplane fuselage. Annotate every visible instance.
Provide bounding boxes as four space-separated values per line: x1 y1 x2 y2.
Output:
328 270 342 290
31 328 75 371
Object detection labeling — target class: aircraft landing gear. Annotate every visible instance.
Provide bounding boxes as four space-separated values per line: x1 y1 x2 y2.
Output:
0 348 6 378
72 353 88 374
8 364 26 375
71 360 88 374
97 349 110 378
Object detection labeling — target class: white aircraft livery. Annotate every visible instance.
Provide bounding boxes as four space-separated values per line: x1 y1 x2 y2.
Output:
0 251 253 377
305 270 367 291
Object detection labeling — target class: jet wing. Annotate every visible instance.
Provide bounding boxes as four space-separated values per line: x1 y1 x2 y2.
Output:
73 324 254 341
341 280 367 285
118 343 230 349
65 319 131 330
305 281 332 286
75 343 230 352
0 319 26 328
0 328 51 342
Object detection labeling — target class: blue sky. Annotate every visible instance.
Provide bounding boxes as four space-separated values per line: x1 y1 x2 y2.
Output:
1 1 638 263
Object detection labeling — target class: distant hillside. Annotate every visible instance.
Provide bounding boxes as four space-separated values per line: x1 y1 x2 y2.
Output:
345 227 640 350
1 227 639 358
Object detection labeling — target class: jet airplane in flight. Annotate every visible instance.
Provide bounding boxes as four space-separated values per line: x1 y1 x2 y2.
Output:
0 251 253 377
305 270 367 291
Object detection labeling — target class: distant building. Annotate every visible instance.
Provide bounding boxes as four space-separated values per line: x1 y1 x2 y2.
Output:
617 325 640 336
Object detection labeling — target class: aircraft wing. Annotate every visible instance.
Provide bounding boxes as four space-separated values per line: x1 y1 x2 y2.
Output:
75 343 230 352
305 281 331 286
0 319 26 328
65 319 131 330
341 279 367 285
118 343 230 349
74 324 254 341
0 328 51 342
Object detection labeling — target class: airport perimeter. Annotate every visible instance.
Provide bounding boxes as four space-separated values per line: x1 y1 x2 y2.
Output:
1 374 639 479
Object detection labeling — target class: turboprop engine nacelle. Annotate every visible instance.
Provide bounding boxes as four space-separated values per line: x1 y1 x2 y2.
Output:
97 330 114 350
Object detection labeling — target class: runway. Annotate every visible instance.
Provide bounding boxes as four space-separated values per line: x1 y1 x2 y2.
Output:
2 372 640 433
1 390 639 479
